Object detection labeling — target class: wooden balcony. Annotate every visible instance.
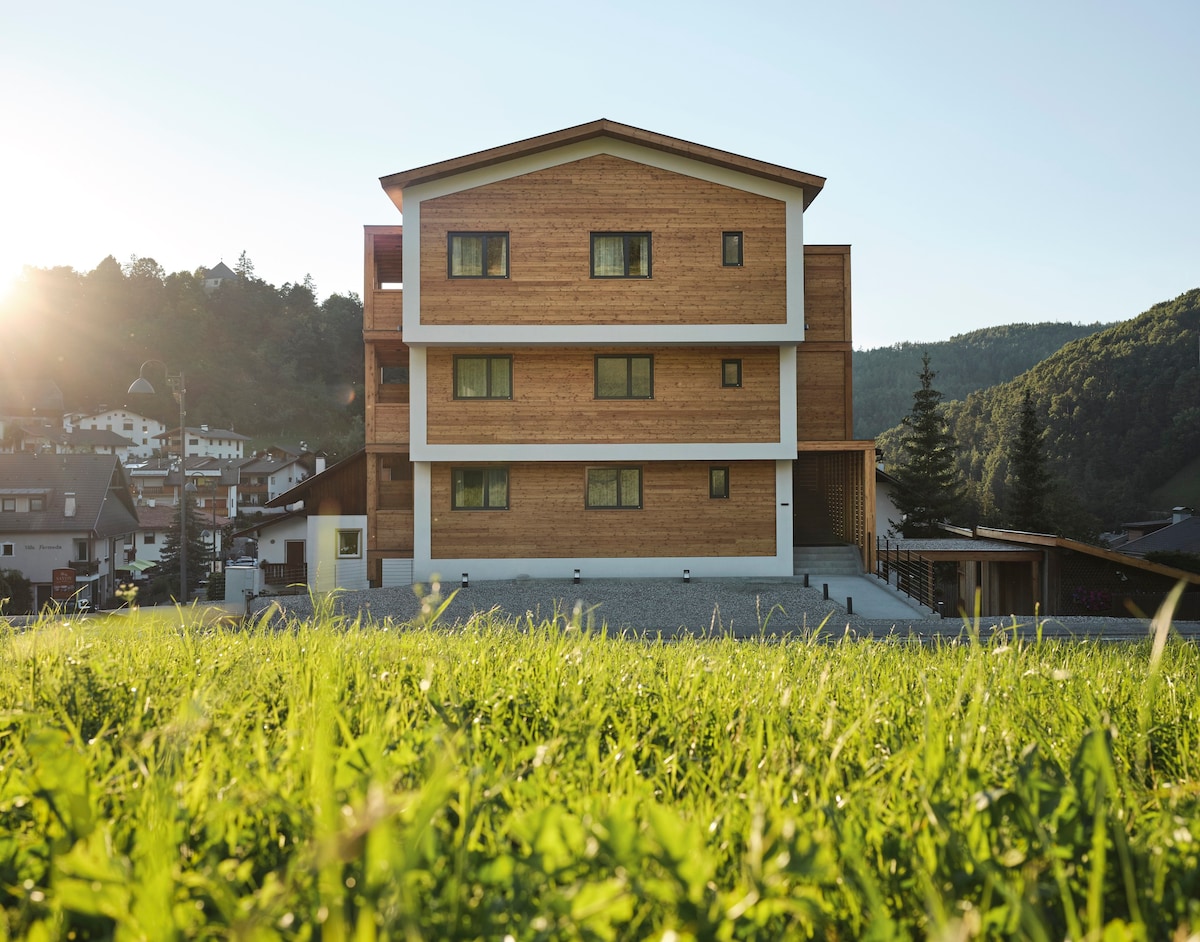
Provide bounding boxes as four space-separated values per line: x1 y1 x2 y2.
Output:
365 289 403 335
370 401 409 446
69 559 100 575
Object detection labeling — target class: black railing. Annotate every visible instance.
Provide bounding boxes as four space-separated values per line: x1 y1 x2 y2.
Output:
875 538 938 611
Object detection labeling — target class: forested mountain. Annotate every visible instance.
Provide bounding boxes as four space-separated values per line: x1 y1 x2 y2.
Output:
0 256 364 456
853 322 1110 439
878 289 1200 532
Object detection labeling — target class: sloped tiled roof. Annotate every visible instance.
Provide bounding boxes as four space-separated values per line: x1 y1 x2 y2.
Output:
205 261 237 280
155 426 251 442
0 453 139 538
1121 517 1200 557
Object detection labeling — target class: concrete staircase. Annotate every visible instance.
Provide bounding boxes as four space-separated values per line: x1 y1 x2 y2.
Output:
792 545 863 577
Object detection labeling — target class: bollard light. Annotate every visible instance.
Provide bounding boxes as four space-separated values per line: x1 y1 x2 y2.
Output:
823 583 829 601
573 568 581 584
462 573 469 588
683 569 690 583
847 596 854 615
803 573 809 588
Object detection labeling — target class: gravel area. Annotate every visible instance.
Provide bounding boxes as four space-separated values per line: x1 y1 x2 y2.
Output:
247 578 1200 642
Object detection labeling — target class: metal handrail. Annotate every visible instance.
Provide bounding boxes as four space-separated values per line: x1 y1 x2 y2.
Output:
874 538 938 611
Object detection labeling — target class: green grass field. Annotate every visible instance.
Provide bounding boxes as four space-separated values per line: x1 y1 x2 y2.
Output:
1 596 1198 940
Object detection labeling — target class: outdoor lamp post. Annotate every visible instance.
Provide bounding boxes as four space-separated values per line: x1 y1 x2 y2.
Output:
128 361 188 599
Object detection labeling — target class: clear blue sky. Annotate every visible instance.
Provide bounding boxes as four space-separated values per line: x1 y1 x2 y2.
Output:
2 0 1197 349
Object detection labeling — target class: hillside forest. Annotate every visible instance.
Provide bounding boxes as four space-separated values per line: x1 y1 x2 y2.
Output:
876 289 1200 535
0 255 364 456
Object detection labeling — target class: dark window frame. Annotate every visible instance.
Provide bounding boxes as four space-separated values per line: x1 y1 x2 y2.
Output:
453 355 513 400
594 354 654 399
451 467 510 511
710 466 730 499
590 232 652 278
585 466 643 510
721 359 743 388
447 231 510 279
1 498 14 512
722 231 744 267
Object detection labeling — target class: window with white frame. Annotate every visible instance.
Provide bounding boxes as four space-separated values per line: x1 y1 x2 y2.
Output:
336 529 362 558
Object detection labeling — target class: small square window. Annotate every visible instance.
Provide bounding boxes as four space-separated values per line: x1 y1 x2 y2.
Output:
30 497 44 511
448 232 509 278
381 365 409 385
710 467 730 499
1 542 12 557
586 467 642 509
454 356 512 399
591 232 651 278
722 231 743 266
721 359 742 388
336 529 362 558
452 467 509 510
144 533 156 545
1 498 13 512
595 355 653 399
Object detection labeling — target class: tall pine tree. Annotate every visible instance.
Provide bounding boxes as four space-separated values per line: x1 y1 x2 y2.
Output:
889 354 964 536
156 495 210 600
1006 389 1051 531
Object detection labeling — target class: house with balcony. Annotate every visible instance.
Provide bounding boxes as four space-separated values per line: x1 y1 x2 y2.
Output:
155 425 250 461
0 453 140 610
67 408 166 460
363 119 876 585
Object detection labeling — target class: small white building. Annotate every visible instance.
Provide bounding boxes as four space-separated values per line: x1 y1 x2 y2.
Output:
67 409 166 460
155 425 250 461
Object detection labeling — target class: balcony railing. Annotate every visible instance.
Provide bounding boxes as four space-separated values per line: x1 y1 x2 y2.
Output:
69 559 100 575
367 289 403 332
874 538 938 612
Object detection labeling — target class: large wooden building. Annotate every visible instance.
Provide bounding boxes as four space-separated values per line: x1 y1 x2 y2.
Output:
363 120 876 585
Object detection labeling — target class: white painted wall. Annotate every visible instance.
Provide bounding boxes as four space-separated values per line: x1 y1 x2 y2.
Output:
307 514 369 592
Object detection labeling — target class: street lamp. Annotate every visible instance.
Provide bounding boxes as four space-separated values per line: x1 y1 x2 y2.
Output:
128 361 188 600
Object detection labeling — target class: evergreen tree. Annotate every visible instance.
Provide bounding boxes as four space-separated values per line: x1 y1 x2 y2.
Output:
1006 389 1052 531
889 354 964 536
156 495 210 600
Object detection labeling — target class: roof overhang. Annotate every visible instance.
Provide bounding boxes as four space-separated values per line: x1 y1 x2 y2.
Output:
380 119 827 212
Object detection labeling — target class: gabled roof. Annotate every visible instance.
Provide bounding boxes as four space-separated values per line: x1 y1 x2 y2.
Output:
231 509 307 540
205 261 237 280
265 449 365 512
0 453 139 538
155 426 251 442
380 119 827 211
1121 516 1200 557
135 503 230 531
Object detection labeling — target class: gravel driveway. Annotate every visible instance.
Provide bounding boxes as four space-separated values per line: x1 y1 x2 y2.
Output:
247 577 1200 642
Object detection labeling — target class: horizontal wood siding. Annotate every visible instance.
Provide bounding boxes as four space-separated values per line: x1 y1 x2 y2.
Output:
431 460 777 558
367 289 403 332
426 346 780 444
796 348 851 440
419 155 786 326
802 246 851 342
374 510 414 553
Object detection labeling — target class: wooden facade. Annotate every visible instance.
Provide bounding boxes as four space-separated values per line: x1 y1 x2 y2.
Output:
426 346 781 445
418 155 787 327
364 121 876 582
430 460 777 559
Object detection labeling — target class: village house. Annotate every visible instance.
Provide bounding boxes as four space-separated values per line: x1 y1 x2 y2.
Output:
0 453 140 610
66 407 166 460
154 425 250 462
362 119 876 585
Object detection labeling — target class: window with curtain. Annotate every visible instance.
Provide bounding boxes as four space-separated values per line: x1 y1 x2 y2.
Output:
710 467 730 499
595 355 653 399
586 467 642 509
722 231 743 266
448 232 509 278
454 355 512 399
591 232 651 277
452 467 509 510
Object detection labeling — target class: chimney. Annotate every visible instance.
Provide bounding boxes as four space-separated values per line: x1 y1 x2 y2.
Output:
64 492 76 517
200 424 209 432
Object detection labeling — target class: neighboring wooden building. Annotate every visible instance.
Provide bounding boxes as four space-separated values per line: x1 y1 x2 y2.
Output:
364 120 876 584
